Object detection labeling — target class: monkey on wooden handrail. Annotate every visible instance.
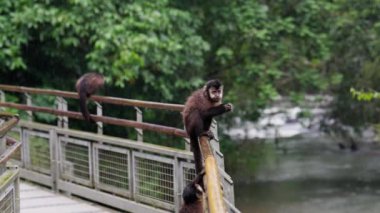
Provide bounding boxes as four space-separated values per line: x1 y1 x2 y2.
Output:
182 79 233 175
75 72 104 122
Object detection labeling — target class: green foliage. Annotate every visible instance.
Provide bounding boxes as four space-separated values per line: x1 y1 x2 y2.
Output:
350 88 380 101
0 0 208 102
31 94 57 123
0 0 379 133
327 0 380 128
175 0 339 120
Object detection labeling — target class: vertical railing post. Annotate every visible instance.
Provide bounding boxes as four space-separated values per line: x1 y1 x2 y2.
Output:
50 129 59 192
96 102 103 135
25 93 32 121
0 90 4 102
55 97 62 128
173 157 180 213
21 128 30 169
210 120 225 169
134 107 143 142
131 152 136 200
0 136 6 174
0 90 5 111
184 139 191 151
210 120 220 151
184 126 190 151
61 98 68 129
15 171 20 213
56 97 69 128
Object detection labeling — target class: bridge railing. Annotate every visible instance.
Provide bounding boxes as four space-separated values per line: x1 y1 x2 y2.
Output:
0 113 21 213
0 84 239 213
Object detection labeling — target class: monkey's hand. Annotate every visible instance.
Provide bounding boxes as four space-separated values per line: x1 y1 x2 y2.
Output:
224 103 233 112
201 130 214 140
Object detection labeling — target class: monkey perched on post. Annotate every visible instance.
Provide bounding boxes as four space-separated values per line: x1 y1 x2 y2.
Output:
75 72 104 122
180 171 205 213
182 79 233 174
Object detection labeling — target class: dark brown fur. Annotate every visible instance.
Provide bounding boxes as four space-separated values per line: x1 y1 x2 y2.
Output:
182 80 232 174
75 73 104 122
180 171 205 213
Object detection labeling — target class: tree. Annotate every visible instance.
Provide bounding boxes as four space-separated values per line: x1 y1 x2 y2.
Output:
0 0 209 102
327 0 380 130
176 0 341 120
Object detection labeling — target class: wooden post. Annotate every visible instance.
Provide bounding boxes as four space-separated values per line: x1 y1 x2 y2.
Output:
25 93 32 121
96 102 103 135
135 107 143 142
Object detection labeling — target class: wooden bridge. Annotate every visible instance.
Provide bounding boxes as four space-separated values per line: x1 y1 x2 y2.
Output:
20 181 116 213
0 85 240 213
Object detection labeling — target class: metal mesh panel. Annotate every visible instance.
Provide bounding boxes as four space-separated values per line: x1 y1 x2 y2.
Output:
26 131 51 174
60 138 92 186
94 145 130 197
134 152 174 209
182 166 196 187
180 162 196 207
0 187 14 213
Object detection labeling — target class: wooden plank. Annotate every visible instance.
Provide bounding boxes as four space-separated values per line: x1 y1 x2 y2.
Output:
20 169 53 188
20 190 53 199
21 205 108 213
0 84 184 111
20 182 115 213
58 181 169 213
20 183 39 191
0 102 187 138
21 196 77 208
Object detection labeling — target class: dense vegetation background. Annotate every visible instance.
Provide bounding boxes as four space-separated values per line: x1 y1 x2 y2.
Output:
1 0 380 138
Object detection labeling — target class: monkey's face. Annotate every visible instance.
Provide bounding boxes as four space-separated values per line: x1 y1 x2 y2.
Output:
207 86 223 103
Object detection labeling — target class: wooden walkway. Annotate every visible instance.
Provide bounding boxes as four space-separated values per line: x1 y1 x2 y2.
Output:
20 181 116 213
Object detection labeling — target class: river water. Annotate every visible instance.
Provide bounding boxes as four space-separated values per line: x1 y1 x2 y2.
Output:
228 135 380 213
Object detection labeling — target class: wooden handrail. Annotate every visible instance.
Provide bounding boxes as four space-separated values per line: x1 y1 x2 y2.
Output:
0 113 19 138
0 84 184 111
199 136 226 213
0 137 22 164
0 102 187 138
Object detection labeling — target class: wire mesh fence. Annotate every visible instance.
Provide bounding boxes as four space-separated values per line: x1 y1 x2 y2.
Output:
94 144 131 197
10 124 237 212
134 152 175 210
60 137 92 186
0 186 14 213
181 162 196 189
0 85 239 212
24 130 51 175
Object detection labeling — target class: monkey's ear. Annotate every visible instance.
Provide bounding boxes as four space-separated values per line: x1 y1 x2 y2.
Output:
202 85 207 91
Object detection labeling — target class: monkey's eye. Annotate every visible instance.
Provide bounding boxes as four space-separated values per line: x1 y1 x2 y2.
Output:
212 90 220 94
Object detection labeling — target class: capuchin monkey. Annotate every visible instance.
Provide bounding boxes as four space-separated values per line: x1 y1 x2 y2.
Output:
75 72 104 122
182 79 233 174
180 171 205 213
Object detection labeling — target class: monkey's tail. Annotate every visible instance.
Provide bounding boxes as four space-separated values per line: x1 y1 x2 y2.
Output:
189 134 204 175
79 82 91 122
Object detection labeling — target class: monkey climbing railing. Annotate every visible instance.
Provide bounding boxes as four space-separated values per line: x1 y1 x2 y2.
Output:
0 84 239 213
